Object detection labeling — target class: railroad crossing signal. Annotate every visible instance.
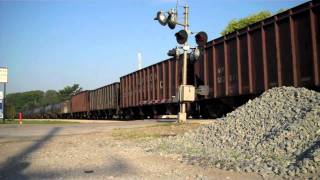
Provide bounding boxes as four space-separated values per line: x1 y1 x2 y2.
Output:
195 31 208 47
167 9 177 29
154 9 177 29
154 11 167 26
154 3 208 123
175 30 188 45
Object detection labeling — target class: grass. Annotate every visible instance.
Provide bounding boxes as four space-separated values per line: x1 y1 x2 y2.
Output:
0 119 79 125
112 122 201 141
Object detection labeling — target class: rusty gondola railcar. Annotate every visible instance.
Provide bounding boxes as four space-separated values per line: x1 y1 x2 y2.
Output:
194 0 320 117
71 91 90 119
120 56 193 118
89 82 120 119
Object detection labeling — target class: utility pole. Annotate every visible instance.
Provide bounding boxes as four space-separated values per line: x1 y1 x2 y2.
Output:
178 5 189 123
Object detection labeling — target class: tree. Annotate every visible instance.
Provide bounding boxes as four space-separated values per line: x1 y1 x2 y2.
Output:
58 84 82 101
41 90 60 106
6 90 44 113
5 103 16 120
221 11 272 36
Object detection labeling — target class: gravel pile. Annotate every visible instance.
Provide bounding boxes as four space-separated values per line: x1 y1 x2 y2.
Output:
147 87 320 178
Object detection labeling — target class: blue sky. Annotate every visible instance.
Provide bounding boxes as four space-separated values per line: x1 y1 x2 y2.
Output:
0 0 307 93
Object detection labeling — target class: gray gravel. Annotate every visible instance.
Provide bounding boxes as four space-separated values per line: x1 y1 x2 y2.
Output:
146 86 320 178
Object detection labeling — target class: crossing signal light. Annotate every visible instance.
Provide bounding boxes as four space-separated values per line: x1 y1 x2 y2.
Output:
195 31 208 47
154 9 177 29
167 10 177 29
154 11 167 26
175 30 188 45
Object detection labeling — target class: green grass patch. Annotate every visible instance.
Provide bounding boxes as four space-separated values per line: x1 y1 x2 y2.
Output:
0 119 79 125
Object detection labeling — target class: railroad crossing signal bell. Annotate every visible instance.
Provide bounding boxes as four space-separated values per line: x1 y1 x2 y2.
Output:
190 48 201 63
167 48 180 58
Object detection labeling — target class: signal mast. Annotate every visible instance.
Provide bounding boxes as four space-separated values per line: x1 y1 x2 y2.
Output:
154 1 208 122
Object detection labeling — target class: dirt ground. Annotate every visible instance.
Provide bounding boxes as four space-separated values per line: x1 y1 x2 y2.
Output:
0 120 265 180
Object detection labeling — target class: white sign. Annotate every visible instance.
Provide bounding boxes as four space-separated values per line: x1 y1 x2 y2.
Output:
0 91 2 99
0 67 8 83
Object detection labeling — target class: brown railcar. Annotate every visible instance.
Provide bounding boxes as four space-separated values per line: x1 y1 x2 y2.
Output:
194 0 320 117
89 82 120 119
71 91 90 119
120 57 189 118
195 0 319 97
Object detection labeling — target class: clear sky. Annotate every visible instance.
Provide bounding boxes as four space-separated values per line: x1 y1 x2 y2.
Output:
0 0 308 93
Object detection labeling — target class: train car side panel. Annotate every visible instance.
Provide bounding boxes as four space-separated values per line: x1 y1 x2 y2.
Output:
71 91 90 114
196 1 319 101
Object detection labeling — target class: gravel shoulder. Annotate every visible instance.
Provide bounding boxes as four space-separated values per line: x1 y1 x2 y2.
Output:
146 87 320 179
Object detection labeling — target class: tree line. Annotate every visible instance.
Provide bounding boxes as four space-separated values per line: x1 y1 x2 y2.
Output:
5 84 82 119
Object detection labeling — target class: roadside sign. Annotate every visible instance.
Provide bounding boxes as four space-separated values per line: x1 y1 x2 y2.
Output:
0 67 8 83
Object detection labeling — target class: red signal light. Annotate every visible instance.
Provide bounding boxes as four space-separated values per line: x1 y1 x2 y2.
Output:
195 31 208 47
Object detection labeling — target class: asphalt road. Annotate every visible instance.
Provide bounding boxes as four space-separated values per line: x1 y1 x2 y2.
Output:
0 120 161 140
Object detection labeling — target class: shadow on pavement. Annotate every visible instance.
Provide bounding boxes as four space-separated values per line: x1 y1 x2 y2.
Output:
0 127 61 180
24 157 136 179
